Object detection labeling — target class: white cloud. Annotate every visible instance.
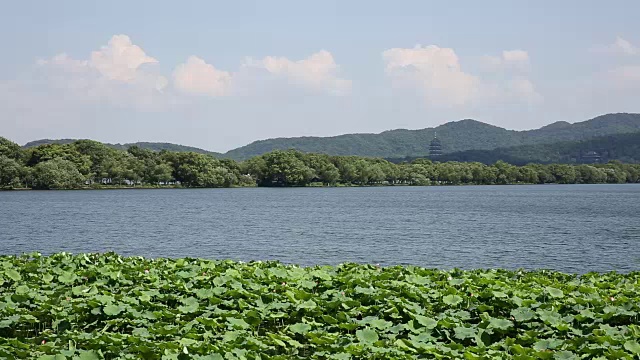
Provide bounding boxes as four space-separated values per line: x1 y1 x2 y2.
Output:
36 35 168 110
173 56 232 96
592 36 639 56
503 50 529 63
39 35 162 84
90 34 159 82
383 45 480 107
32 34 353 108
243 50 351 95
383 45 540 108
171 50 351 97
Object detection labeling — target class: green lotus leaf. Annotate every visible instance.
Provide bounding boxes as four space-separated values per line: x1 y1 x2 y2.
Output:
414 315 438 329
322 315 338 324
369 318 392 330
103 303 123 316
1 254 639 358
443 294 463 306
297 300 317 309
227 318 250 330
329 353 351 360
492 291 508 298
511 307 536 322
178 296 199 313
454 326 477 340
76 350 100 360
58 272 77 284
194 355 224 360
546 287 564 298
15 284 30 295
553 350 578 360
356 328 379 344
488 317 513 330
222 331 241 342
37 356 66 360
624 340 640 354
289 322 312 334
533 338 563 351
5 269 21 281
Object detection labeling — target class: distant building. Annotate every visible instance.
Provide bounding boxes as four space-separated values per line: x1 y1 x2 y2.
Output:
581 151 602 164
429 133 443 158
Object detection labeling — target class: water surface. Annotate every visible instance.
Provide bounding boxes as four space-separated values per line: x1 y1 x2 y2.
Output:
1 185 639 273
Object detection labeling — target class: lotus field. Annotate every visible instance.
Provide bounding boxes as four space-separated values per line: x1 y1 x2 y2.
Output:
1 253 639 359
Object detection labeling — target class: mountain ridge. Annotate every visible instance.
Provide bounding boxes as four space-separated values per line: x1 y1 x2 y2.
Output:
224 113 640 160
17 113 640 160
387 132 640 165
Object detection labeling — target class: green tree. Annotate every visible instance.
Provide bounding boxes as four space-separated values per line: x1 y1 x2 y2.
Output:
0 156 23 188
0 137 23 160
303 153 340 185
32 158 84 189
257 150 314 186
549 164 577 184
494 160 519 184
150 163 174 184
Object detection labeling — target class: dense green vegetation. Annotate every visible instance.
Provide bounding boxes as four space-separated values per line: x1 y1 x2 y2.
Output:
1 253 639 359
23 139 221 158
389 132 640 166
223 113 640 160
1 137 640 189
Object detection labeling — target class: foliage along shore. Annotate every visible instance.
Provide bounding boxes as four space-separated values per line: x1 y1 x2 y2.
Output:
1 137 640 190
1 253 639 359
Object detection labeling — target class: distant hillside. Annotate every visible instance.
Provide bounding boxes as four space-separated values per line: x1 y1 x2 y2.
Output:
16 113 640 161
22 139 221 157
224 113 640 160
388 132 640 165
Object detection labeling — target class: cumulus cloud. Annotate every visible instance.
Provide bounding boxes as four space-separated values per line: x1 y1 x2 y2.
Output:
39 35 163 85
242 50 351 96
383 45 540 108
383 45 480 107
173 56 232 96
90 34 159 82
171 50 351 97
592 36 639 56
36 35 168 109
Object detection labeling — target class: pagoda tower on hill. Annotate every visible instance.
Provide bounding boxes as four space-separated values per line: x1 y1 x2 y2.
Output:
429 132 443 158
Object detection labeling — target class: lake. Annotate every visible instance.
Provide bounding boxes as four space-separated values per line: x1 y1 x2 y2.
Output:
0 185 639 273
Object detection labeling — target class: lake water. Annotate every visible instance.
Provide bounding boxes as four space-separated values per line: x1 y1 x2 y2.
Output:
1 185 639 273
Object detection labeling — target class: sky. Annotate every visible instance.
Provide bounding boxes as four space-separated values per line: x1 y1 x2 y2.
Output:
1 1 639 152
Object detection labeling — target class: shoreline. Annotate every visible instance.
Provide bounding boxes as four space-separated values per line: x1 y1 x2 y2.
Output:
3 182 639 191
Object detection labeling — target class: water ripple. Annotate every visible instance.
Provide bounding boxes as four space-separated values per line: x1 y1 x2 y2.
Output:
0 185 639 273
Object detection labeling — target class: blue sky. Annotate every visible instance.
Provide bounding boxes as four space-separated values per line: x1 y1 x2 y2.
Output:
1 1 639 152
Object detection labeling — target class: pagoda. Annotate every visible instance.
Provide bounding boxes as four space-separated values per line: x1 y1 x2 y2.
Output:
429 133 443 158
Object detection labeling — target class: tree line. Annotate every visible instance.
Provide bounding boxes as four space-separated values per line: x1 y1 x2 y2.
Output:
1 137 639 189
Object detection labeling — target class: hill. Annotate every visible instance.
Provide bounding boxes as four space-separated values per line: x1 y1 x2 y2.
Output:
224 113 640 160
387 132 640 165
22 139 221 157
16 113 640 161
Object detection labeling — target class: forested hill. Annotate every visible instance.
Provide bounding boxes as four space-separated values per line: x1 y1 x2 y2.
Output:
224 113 640 160
15 113 640 160
388 132 640 165
22 139 221 157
